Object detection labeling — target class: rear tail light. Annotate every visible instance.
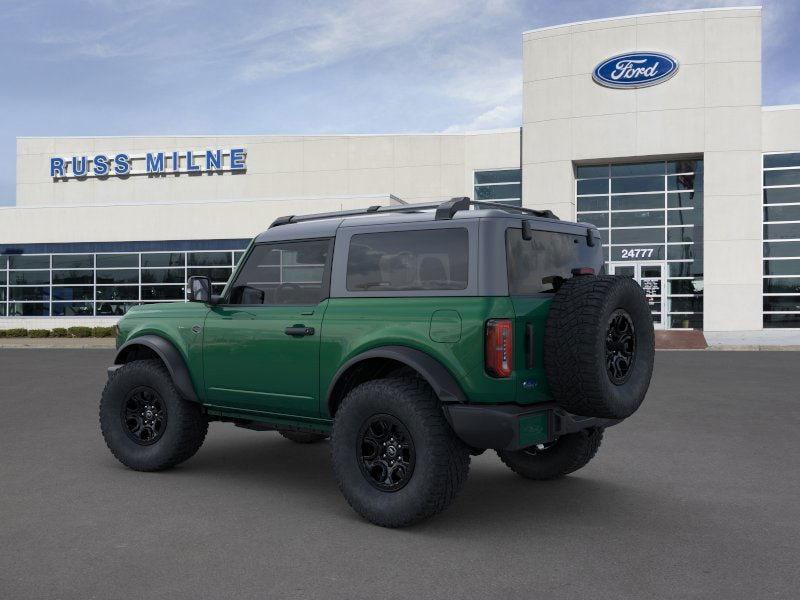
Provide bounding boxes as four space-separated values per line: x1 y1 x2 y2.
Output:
485 319 513 378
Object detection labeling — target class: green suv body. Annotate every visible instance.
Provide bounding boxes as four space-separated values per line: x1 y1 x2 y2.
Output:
101 198 655 527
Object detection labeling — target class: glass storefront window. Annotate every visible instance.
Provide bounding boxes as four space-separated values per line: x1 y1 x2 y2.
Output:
141 268 184 284
96 254 138 268
764 223 800 240
52 287 93 301
474 169 522 207
577 179 607 195
667 210 699 226
763 153 800 328
611 176 664 194
9 255 48 269
611 162 664 177
96 269 138 284
763 278 800 293
96 302 133 316
10 287 50 301
141 253 185 268
52 270 93 284
610 211 664 228
52 302 94 317
188 252 231 267
0 244 247 318
576 158 704 329
9 271 50 285
52 254 93 269
187 267 232 282
578 213 608 229
96 286 139 301
764 259 800 275
612 194 664 210
141 285 185 301
575 165 608 178
8 303 49 316
763 188 800 204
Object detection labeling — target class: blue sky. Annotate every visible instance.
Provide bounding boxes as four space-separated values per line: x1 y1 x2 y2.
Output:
1 0 798 206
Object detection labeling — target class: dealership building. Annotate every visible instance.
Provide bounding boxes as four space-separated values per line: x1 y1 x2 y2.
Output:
2 5 799 337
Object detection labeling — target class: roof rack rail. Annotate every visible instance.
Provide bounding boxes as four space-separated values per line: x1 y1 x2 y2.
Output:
268 197 558 228
435 198 558 221
268 202 441 228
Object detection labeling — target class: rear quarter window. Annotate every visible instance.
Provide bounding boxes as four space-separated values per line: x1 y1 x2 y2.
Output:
506 228 587 294
346 228 468 292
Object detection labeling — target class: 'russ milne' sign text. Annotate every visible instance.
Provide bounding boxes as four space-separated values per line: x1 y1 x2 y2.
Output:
592 52 678 89
50 148 247 179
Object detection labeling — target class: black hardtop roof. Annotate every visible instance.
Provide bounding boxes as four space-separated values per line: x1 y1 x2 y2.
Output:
253 197 581 244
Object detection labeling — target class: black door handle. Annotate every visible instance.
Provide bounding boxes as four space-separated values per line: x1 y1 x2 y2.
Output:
284 325 315 337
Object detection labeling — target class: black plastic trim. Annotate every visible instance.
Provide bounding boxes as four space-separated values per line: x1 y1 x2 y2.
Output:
326 345 467 414
442 402 621 451
435 197 471 220
113 335 199 402
524 323 535 369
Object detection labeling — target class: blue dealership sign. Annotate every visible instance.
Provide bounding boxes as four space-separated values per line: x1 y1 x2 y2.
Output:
50 148 247 179
592 52 678 89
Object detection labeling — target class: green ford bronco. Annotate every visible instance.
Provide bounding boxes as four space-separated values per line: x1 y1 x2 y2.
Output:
100 197 654 527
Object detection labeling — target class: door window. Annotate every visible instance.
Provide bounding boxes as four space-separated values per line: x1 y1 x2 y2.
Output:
230 239 332 305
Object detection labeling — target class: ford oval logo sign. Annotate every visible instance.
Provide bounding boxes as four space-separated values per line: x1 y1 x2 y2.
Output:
593 52 679 89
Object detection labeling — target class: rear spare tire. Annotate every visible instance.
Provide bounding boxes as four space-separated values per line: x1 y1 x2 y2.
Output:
544 275 654 419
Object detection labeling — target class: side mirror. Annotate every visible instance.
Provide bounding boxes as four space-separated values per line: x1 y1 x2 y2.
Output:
188 276 212 303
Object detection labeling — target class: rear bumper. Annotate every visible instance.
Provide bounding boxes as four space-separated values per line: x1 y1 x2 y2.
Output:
442 402 621 452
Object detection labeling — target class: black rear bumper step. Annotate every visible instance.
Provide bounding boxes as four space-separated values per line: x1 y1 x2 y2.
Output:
442 402 621 452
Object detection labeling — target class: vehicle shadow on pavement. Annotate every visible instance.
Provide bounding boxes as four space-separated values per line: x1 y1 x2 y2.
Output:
128 428 662 534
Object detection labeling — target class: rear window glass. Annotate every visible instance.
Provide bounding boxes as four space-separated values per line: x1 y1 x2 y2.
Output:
346 229 468 292
506 228 584 294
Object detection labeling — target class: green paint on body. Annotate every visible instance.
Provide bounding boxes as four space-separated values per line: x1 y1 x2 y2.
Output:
116 294 555 429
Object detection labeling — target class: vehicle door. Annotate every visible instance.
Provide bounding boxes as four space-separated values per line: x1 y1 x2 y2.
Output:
202 238 333 418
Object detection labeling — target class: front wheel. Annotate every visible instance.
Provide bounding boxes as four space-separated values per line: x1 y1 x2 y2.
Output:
99 359 208 471
331 376 470 528
496 428 604 480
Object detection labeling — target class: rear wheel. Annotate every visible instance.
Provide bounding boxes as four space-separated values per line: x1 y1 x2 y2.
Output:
99 359 208 471
331 376 470 528
278 430 328 444
496 428 604 480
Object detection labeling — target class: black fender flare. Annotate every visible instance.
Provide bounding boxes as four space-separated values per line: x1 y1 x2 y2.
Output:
114 335 199 402
326 345 466 415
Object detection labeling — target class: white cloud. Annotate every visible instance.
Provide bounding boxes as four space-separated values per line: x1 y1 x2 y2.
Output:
442 101 521 132
236 0 474 81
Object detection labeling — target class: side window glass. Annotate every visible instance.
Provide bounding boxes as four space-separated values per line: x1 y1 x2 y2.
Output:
230 239 331 305
346 228 468 292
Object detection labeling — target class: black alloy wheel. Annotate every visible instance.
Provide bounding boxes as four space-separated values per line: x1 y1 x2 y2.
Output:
357 414 416 492
121 386 167 445
605 308 636 385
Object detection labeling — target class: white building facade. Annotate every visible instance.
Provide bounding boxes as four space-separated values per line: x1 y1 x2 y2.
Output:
2 6 799 333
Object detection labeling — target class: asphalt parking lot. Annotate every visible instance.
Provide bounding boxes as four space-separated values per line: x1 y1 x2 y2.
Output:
1 350 798 599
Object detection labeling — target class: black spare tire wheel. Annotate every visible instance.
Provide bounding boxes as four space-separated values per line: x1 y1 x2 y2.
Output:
544 275 655 419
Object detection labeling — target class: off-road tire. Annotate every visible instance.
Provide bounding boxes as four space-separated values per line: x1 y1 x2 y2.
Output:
497 427 604 480
331 376 470 528
99 359 208 471
278 430 328 444
544 275 655 419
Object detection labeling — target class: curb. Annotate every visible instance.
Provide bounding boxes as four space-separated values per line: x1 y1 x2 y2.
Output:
707 345 800 351
0 339 116 349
